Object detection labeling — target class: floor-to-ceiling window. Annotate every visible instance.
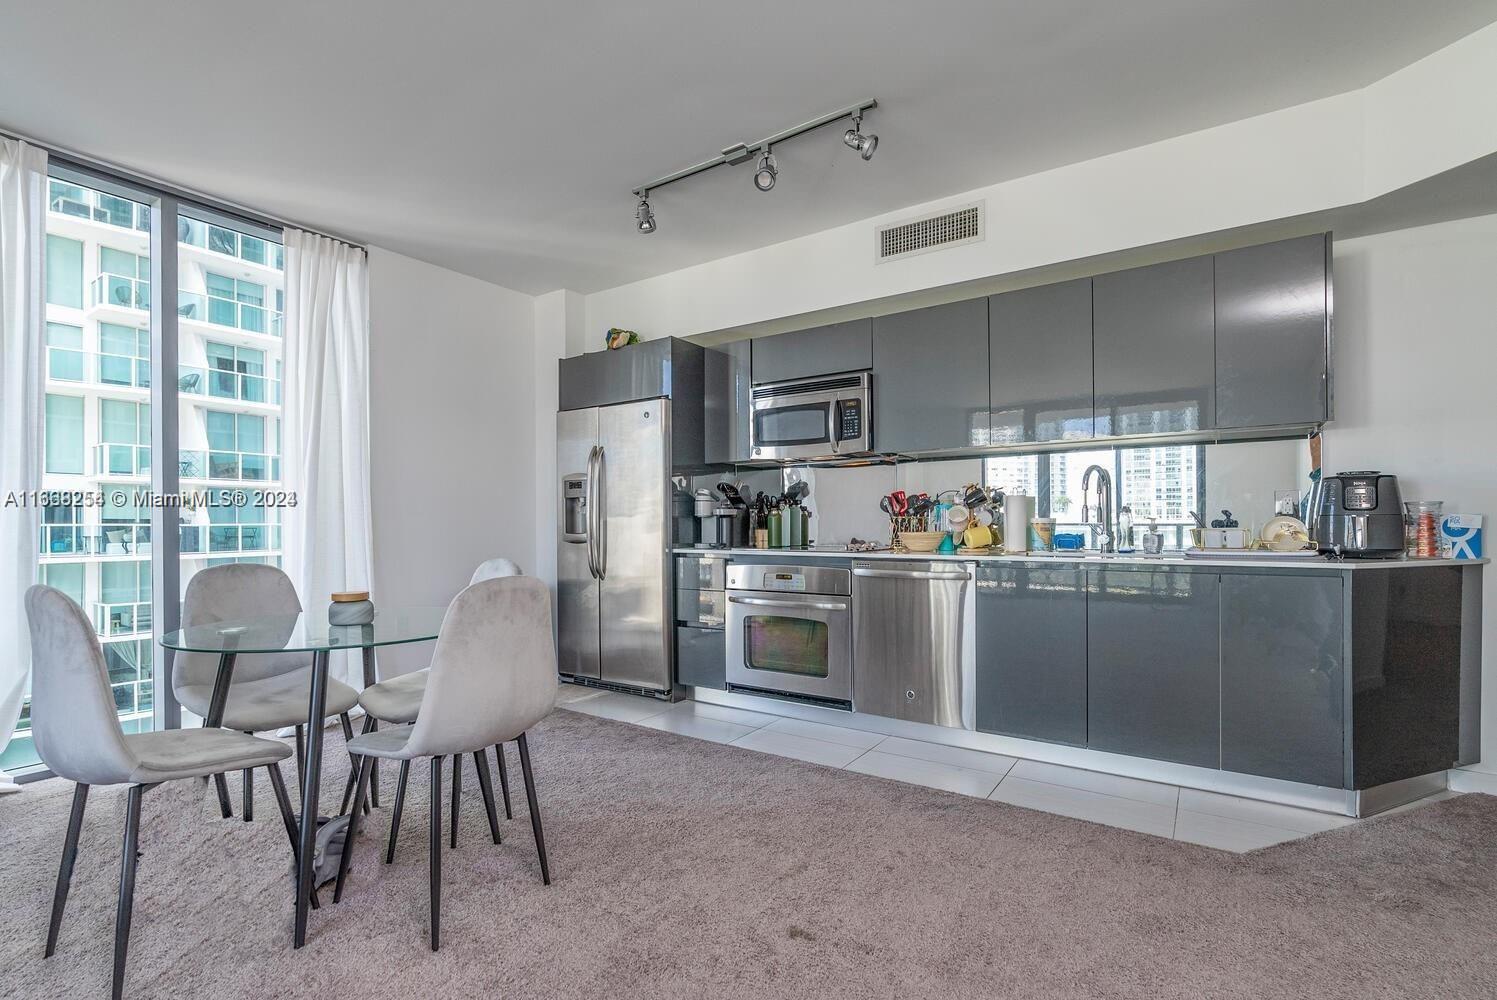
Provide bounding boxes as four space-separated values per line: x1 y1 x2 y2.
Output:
4 179 159 771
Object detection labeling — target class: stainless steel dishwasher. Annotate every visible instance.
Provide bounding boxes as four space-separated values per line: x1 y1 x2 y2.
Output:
851 560 974 727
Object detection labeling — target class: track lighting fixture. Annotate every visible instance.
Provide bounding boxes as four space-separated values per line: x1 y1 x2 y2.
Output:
753 148 778 192
635 194 657 235
630 98 879 233
843 115 878 161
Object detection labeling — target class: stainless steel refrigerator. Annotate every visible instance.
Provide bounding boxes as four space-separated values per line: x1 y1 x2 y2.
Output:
556 399 673 691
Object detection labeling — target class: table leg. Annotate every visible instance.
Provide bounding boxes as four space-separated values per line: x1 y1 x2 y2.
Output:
361 648 380 809
293 649 330 949
205 653 237 820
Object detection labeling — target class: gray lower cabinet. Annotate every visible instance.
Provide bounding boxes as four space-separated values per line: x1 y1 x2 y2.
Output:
750 319 872 384
1220 572 1344 786
1214 233 1330 428
676 625 726 689
988 279 1094 444
1093 256 1215 437
1086 566 1220 768
871 299 989 453
975 564 1087 746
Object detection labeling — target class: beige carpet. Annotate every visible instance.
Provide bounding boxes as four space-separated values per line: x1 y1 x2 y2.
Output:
2 710 1496 999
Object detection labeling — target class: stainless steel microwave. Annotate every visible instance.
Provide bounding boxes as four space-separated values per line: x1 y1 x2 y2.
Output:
749 371 872 462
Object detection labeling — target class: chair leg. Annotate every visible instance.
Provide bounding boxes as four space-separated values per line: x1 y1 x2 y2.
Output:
473 751 502 845
213 773 233 819
494 743 513 819
266 763 318 910
112 784 147 1000
449 754 461 849
338 713 370 817
386 759 410 864
516 732 551 886
430 756 443 952
333 755 374 903
45 782 89 958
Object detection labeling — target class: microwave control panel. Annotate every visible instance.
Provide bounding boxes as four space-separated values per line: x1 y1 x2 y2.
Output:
836 399 863 441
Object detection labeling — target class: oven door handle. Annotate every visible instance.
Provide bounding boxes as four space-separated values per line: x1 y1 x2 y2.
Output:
728 595 849 612
852 567 971 581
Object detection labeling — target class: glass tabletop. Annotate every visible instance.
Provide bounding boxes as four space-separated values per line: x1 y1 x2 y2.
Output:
160 605 447 654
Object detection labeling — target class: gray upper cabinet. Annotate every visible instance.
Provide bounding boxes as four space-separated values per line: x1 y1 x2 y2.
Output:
704 339 753 464
871 298 989 453
1087 566 1220 768
1220 572 1344 787
1093 256 1215 437
1214 234 1330 428
989 279 1094 445
750 319 872 385
975 564 1087 746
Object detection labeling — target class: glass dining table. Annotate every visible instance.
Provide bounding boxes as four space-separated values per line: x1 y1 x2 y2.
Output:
160 606 447 948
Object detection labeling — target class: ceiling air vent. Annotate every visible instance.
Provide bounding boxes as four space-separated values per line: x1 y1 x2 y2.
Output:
876 202 984 262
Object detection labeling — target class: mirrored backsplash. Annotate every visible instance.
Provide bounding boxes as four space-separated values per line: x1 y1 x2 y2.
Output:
696 438 1310 550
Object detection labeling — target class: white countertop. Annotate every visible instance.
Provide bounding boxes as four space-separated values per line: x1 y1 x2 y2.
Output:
674 546 1487 571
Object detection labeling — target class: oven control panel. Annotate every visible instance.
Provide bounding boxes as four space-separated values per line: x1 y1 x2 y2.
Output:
760 571 807 593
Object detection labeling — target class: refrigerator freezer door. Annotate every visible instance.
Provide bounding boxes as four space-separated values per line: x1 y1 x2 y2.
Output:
557 407 601 680
598 399 672 691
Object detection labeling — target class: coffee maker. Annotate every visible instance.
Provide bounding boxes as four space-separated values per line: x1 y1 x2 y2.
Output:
712 482 750 548
1310 471 1404 557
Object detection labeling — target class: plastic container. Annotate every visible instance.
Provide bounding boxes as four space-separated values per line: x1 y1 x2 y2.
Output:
1404 500 1444 559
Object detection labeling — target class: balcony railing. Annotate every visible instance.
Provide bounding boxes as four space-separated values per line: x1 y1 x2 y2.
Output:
93 601 152 637
93 443 151 477
46 347 154 390
40 523 152 557
49 184 150 233
204 367 279 404
180 522 280 555
178 449 279 482
177 290 282 336
178 219 284 271
91 273 150 313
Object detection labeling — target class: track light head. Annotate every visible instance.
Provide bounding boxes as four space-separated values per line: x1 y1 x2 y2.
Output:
753 149 778 192
635 196 657 235
843 116 878 161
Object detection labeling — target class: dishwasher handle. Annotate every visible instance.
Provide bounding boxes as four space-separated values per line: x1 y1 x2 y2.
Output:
728 595 850 612
853 567 971 581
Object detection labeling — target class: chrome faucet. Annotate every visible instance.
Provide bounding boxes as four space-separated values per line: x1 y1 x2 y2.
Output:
1081 465 1115 553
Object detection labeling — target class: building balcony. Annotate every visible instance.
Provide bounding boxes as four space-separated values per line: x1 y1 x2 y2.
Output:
178 449 279 482
177 290 282 337
91 273 150 313
93 600 151 638
177 365 281 405
49 182 151 233
180 522 280 556
177 218 284 272
93 442 150 478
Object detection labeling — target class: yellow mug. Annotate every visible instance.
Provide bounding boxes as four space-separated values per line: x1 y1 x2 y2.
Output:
962 523 994 549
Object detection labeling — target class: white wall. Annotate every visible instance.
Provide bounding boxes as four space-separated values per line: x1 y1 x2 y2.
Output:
1325 214 1497 772
367 247 537 675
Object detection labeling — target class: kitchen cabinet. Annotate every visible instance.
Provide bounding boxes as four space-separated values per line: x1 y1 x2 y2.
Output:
1214 234 1330 428
988 279 1094 444
871 298 989 453
704 339 753 464
1093 256 1215 437
1087 566 1220 768
675 625 725 689
975 564 1087 746
750 319 872 385
1220 572 1344 786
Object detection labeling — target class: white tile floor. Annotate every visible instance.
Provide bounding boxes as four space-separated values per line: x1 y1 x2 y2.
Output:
558 686 1457 853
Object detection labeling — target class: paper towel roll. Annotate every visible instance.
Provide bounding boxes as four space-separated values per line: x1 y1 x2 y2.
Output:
1003 495 1032 553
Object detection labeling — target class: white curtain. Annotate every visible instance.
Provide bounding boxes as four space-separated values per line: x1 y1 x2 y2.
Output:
0 138 47 791
281 230 373 688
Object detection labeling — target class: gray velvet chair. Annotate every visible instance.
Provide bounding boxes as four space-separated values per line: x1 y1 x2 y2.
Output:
25 585 299 1000
356 557 523 858
176 563 361 821
335 575 558 951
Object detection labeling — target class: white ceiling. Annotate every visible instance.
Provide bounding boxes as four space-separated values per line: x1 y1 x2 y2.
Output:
4 1 1495 294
